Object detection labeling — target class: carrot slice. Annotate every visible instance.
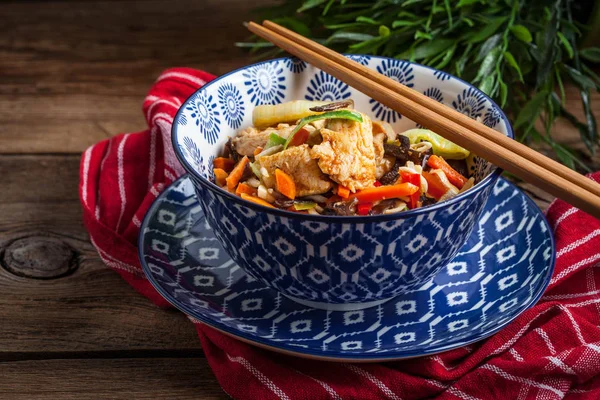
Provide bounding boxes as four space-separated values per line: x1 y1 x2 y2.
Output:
240 193 275 208
213 157 235 172
427 155 467 189
235 182 256 196
213 168 228 187
275 169 297 199
422 171 448 200
226 156 249 191
288 127 310 147
253 147 263 157
337 185 350 199
350 183 419 203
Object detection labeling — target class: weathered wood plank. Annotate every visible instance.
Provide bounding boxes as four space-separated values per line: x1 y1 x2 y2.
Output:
0 358 226 400
0 0 274 154
0 156 201 357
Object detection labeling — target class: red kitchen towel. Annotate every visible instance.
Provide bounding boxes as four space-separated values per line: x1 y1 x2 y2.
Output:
80 68 600 399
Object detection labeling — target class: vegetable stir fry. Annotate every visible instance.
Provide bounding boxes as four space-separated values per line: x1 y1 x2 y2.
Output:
213 100 474 216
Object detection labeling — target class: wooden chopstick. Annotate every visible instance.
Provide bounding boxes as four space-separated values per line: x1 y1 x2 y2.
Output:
248 21 600 219
262 20 600 200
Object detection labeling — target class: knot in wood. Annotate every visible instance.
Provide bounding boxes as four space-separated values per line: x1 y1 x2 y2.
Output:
1 236 78 279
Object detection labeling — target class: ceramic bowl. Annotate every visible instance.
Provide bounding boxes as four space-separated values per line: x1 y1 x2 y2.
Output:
172 56 513 310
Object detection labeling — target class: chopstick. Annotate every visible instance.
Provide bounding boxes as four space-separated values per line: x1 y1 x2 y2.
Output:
247 21 600 219
262 20 600 201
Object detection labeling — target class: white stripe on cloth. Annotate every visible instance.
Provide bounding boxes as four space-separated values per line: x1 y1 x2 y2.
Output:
550 254 600 285
558 305 586 345
480 365 564 397
225 354 290 400
557 229 600 258
492 297 600 357
542 289 600 301
115 134 130 233
95 139 114 220
344 364 402 400
156 71 207 87
291 368 341 400
509 348 524 362
148 126 157 190
547 357 577 375
535 328 556 355
132 215 142 228
90 236 143 276
81 145 94 207
146 99 180 122
552 207 578 231
426 379 481 400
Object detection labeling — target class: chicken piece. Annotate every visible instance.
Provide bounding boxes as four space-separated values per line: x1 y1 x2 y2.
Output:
258 144 332 196
232 124 295 156
311 113 376 192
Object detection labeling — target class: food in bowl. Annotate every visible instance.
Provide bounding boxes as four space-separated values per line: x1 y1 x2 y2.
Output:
212 99 474 216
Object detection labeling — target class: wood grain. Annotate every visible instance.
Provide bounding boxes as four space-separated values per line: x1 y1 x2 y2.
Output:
0 156 201 357
0 358 226 400
0 0 276 154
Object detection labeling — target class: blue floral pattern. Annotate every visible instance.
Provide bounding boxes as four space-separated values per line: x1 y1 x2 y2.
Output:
284 57 307 74
185 92 220 144
370 60 414 123
243 63 286 105
417 88 445 128
305 71 351 102
181 136 203 171
345 55 371 65
483 105 501 128
434 70 451 81
218 83 245 129
452 87 486 120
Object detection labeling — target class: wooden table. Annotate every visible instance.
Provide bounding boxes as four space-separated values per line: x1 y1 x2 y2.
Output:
0 1 598 399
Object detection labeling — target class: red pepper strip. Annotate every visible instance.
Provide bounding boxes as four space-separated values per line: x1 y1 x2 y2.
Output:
427 155 467 189
288 127 310 147
357 202 373 216
400 171 421 209
374 180 382 187
350 182 419 203
422 171 448 200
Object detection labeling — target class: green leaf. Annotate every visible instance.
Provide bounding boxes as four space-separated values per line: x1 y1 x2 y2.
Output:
503 51 524 82
582 64 600 90
474 47 501 83
235 42 274 48
326 31 375 43
271 17 312 37
434 44 457 69
564 65 597 91
467 17 508 44
322 0 335 15
398 39 455 60
476 34 502 62
379 25 391 37
392 20 421 28
457 0 480 6
509 25 533 43
348 36 388 53
414 31 433 40
443 0 453 28
297 0 328 13
402 0 425 5
557 32 573 59
580 47 600 63
356 16 378 24
499 79 508 107
514 91 548 130
479 74 495 95
555 68 566 104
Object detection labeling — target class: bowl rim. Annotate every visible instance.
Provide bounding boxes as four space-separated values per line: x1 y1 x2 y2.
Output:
172 55 515 223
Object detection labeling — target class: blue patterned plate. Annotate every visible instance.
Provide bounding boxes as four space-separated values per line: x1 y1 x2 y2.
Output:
139 176 555 361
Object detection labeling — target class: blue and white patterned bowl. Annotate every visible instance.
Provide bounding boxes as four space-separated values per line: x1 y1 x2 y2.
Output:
172 56 514 310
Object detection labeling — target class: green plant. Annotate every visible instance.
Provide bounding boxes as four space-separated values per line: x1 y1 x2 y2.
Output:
239 0 600 170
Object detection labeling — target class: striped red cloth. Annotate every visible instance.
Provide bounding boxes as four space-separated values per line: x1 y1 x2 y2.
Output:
79 68 600 399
